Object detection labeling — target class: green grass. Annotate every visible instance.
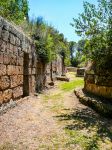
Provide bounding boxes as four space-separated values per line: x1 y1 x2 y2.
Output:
59 78 84 92
65 129 100 150
43 93 62 101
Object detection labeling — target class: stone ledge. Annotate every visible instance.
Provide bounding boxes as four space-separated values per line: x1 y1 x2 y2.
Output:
56 76 69 82
74 88 112 118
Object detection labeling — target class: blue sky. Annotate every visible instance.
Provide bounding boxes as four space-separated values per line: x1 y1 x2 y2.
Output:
28 0 97 42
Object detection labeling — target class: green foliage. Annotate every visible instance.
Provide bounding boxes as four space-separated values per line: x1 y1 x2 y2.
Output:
70 39 87 67
71 0 112 68
59 78 84 91
69 41 77 66
0 0 29 24
27 17 71 64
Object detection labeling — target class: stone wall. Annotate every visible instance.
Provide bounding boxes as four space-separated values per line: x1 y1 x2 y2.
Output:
36 61 46 92
84 63 112 99
66 67 77 72
46 55 62 83
0 17 36 105
0 17 64 105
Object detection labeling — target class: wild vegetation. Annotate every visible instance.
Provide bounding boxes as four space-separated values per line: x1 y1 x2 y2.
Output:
71 0 112 69
0 0 71 71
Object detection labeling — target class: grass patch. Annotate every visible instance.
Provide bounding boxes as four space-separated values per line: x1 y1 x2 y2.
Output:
59 78 84 92
65 129 100 150
0 142 17 150
43 93 62 102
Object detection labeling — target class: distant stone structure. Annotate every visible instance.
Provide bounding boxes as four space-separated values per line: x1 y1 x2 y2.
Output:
0 17 63 105
76 68 85 77
66 67 77 72
84 62 112 99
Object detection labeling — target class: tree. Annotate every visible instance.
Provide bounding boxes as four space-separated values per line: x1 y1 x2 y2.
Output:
71 0 112 69
0 0 29 24
69 41 76 66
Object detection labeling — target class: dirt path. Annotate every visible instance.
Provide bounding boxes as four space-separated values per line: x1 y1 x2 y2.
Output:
0 74 112 150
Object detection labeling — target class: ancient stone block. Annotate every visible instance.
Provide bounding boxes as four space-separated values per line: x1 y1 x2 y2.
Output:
17 66 23 75
17 57 23 66
10 54 17 65
0 76 10 90
7 65 15 75
1 41 7 52
0 64 6 76
9 43 14 51
0 17 3 27
15 37 21 46
2 29 9 41
0 91 4 105
13 86 23 99
18 47 23 57
86 74 95 84
13 46 18 56
3 54 10 65
3 20 9 30
9 33 15 45
3 89 12 103
10 75 23 88
0 52 3 64
76 68 85 77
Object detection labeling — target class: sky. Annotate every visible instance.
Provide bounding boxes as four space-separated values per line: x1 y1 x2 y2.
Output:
28 0 98 42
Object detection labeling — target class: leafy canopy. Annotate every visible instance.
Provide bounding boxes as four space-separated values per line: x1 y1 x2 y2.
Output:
71 0 112 68
0 0 29 24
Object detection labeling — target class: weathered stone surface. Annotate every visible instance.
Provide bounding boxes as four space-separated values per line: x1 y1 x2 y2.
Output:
29 68 36 75
10 75 23 88
18 47 23 57
9 33 15 45
76 68 85 77
10 54 17 65
3 54 10 65
85 62 112 99
0 64 6 76
85 74 95 84
95 75 112 87
85 83 112 99
0 76 10 90
17 66 23 75
17 57 23 66
0 52 3 64
75 88 112 117
67 67 77 72
7 65 15 75
0 17 50 105
13 46 18 56
1 41 7 52
3 89 12 102
13 86 23 99
2 29 9 41
15 37 21 46
56 76 69 82
0 91 3 105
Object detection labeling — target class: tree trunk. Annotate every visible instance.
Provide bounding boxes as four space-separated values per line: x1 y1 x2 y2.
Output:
62 56 65 76
50 61 53 81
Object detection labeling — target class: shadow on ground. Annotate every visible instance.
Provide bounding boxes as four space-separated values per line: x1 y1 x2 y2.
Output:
55 107 112 149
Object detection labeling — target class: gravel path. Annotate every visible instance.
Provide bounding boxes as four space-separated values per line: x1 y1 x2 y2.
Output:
0 77 112 150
